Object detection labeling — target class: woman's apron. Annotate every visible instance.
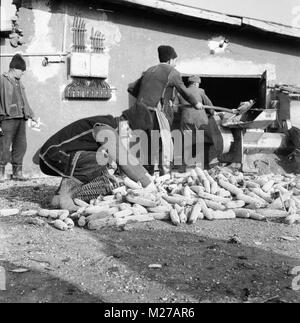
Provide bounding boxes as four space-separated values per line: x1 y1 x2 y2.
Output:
147 78 174 169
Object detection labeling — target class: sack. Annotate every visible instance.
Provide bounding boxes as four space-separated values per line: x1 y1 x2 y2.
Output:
162 104 174 126
155 109 174 166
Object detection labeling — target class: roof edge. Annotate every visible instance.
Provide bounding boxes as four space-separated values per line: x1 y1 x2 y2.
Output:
109 0 300 39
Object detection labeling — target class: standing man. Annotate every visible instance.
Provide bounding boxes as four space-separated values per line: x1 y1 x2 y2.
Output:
128 45 204 175
0 54 36 182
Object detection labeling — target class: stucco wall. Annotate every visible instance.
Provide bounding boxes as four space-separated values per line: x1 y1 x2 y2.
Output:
1 0 300 175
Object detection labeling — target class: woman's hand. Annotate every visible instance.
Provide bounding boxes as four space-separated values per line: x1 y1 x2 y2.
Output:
195 102 204 110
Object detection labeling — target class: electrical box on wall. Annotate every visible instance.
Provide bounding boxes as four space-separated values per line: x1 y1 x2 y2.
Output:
70 52 109 78
70 53 90 77
65 16 112 101
90 53 109 78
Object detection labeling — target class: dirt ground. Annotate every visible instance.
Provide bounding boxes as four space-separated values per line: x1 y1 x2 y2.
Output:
0 178 300 304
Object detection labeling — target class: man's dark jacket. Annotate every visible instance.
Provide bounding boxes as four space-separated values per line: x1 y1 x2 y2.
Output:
39 115 117 177
126 63 199 128
0 73 34 121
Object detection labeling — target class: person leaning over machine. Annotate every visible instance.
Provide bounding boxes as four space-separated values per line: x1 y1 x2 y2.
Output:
128 45 204 176
178 75 214 132
175 75 215 169
37 105 157 211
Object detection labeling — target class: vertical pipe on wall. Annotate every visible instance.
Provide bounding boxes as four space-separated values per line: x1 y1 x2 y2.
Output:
62 4 68 53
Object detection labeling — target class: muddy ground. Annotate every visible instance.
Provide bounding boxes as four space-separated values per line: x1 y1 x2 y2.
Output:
0 178 300 304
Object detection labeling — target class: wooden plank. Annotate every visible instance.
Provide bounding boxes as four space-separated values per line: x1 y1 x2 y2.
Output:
112 0 242 26
243 18 300 39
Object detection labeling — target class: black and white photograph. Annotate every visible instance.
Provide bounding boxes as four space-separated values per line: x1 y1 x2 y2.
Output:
0 0 300 307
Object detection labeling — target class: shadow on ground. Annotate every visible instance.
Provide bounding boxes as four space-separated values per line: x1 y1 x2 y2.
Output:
0 261 102 303
0 184 57 208
90 225 300 303
1 218 300 303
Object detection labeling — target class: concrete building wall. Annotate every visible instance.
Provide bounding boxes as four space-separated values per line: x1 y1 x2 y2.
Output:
1 0 300 175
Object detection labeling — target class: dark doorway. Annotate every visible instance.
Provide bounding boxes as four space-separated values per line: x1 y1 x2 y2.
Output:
182 72 267 110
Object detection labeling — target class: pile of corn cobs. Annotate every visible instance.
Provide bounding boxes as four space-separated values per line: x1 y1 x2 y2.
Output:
16 167 300 231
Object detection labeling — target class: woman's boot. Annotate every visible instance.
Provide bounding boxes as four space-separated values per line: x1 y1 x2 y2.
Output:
12 165 27 181
51 177 83 212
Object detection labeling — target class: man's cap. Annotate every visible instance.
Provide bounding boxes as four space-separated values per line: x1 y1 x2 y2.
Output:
9 54 26 71
188 75 201 84
158 45 178 63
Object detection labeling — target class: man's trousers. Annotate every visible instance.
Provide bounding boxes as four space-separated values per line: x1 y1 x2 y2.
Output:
0 119 27 168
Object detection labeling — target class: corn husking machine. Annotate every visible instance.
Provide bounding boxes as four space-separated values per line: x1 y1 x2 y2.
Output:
208 75 300 173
